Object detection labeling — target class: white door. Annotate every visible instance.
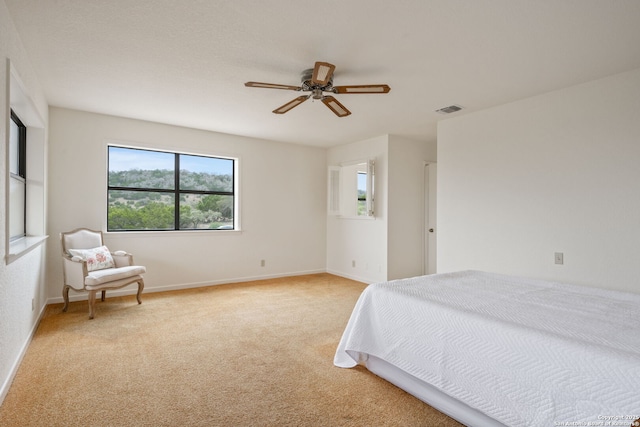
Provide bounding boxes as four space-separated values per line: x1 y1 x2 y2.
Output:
424 163 437 274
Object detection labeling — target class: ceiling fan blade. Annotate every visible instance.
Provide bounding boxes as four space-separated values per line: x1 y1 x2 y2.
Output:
273 96 309 114
245 81 301 91
334 84 391 94
311 62 336 86
321 96 351 117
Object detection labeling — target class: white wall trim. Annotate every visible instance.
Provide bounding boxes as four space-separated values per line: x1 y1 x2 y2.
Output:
46 269 328 304
325 269 375 284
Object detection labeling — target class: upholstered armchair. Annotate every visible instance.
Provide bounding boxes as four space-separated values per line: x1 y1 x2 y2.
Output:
60 228 146 319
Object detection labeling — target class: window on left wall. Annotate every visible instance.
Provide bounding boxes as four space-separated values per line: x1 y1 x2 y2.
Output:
6 60 47 264
9 110 27 240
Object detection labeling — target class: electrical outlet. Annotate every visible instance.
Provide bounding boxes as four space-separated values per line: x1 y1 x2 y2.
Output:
352 260 356 268
31 298 35 311
260 259 265 267
554 252 564 265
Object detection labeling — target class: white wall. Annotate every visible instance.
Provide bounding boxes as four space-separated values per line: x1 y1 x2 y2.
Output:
437 68 640 293
0 0 49 403
387 136 436 280
327 135 388 283
46 107 327 300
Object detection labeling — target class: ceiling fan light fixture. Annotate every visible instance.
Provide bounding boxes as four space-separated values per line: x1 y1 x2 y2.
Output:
273 96 309 114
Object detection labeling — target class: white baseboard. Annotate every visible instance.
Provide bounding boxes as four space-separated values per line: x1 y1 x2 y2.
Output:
325 269 376 284
47 269 328 304
0 302 47 406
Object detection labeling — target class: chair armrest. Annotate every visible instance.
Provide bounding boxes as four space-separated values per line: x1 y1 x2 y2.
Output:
111 251 134 267
62 256 89 288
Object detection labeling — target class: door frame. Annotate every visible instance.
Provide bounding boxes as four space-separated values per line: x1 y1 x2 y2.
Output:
423 162 437 275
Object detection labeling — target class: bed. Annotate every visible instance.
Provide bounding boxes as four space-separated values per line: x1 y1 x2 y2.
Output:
334 270 640 427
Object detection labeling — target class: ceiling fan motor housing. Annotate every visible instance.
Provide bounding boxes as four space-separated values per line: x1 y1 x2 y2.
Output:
301 68 334 95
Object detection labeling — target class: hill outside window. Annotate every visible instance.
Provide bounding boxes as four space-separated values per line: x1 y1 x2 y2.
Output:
107 145 235 231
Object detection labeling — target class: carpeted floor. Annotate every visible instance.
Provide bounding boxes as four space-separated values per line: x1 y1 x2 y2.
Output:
0 273 462 426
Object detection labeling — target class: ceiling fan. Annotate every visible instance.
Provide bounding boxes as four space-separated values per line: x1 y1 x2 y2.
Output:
245 61 390 117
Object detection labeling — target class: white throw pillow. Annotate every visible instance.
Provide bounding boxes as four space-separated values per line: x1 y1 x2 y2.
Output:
68 245 115 271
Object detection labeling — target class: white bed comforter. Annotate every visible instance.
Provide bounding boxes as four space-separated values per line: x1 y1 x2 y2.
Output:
334 271 640 426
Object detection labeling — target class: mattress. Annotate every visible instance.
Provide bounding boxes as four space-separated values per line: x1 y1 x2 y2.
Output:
334 270 640 426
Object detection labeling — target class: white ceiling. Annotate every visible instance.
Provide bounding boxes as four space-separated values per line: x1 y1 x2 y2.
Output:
5 0 640 148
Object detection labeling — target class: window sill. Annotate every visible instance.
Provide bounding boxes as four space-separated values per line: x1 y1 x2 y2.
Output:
6 235 48 264
336 215 376 220
104 229 242 238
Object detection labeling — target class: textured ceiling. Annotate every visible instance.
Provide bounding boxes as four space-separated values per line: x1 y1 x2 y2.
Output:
5 0 640 147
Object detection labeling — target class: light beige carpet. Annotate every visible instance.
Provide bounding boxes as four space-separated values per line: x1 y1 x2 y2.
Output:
0 273 462 426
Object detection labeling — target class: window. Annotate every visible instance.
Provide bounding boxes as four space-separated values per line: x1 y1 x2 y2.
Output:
328 159 374 218
107 146 235 231
6 62 47 264
9 110 26 240
357 171 367 216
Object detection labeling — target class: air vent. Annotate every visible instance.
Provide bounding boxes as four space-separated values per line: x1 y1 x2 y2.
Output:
436 105 463 114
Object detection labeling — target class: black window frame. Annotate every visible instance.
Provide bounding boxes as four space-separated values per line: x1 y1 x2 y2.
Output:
107 145 236 232
9 110 27 240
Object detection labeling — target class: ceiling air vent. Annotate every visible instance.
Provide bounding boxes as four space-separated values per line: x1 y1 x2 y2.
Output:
436 105 463 114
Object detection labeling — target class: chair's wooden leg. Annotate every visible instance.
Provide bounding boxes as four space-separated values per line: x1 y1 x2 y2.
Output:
88 291 97 319
62 285 70 312
136 279 144 305
101 290 106 302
